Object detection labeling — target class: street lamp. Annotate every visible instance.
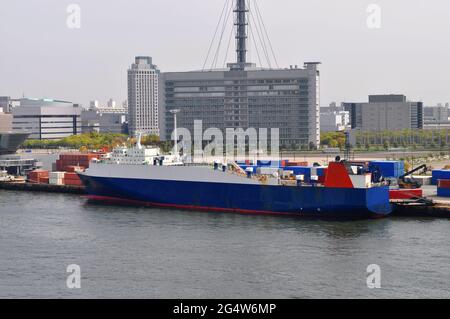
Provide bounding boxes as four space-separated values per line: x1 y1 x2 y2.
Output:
170 109 180 156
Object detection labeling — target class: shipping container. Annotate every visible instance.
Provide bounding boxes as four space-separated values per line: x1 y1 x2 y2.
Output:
54 153 101 172
49 178 64 186
64 172 81 181
438 179 450 188
27 170 50 184
437 187 450 197
432 170 450 185
369 161 405 178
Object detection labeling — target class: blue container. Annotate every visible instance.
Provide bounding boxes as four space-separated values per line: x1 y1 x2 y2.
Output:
270 160 282 167
437 187 450 197
257 160 271 166
432 170 450 185
369 161 404 178
316 167 326 177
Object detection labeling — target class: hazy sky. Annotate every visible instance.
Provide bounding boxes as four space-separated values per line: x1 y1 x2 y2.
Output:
1 0 450 107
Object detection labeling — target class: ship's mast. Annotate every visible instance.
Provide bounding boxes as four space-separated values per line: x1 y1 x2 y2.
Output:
234 0 248 70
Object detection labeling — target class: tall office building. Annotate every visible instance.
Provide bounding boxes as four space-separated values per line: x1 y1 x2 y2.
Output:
127 56 160 137
160 0 321 149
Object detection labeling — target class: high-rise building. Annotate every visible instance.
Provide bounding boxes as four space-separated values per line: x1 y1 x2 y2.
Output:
127 56 160 137
160 0 320 148
343 94 424 131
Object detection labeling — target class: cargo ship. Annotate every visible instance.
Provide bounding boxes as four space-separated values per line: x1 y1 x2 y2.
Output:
78 138 392 219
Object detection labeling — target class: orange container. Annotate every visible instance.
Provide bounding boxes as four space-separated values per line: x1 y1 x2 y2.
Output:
27 170 49 183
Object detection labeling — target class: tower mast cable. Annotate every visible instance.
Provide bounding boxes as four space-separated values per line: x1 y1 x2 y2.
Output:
211 0 234 70
202 0 230 71
249 7 271 68
253 0 279 68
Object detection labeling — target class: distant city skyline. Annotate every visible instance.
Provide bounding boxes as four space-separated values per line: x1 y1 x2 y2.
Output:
1 0 450 108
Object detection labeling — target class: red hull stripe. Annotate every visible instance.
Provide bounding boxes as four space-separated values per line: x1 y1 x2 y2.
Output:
85 195 294 216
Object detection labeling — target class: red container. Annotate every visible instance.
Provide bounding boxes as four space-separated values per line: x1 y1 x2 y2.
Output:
64 172 81 181
438 179 450 188
54 153 100 171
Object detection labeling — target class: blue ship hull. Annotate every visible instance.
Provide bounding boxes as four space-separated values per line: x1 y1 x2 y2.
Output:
79 174 392 219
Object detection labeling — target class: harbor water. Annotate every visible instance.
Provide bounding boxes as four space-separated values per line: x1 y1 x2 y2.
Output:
0 190 449 298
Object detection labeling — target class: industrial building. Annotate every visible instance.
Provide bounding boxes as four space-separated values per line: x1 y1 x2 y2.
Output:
127 56 160 136
159 0 321 149
344 95 424 132
423 104 449 124
12 98 82 140
320 106 350 132
81 99 128 134
0 96 14 114
81 110 127 134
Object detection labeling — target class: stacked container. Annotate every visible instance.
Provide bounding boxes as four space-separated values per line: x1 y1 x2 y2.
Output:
64 172 83 186
437 179 450 197
55 153 100 171
50 172 65 185
27 170 49 184
432 170 450 185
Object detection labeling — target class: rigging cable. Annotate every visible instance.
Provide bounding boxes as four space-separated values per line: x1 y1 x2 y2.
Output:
211 0 234 70
202 0 230 71
253 0 279 68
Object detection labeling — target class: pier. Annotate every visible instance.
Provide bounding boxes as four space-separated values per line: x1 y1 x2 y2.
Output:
0 181 86 194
